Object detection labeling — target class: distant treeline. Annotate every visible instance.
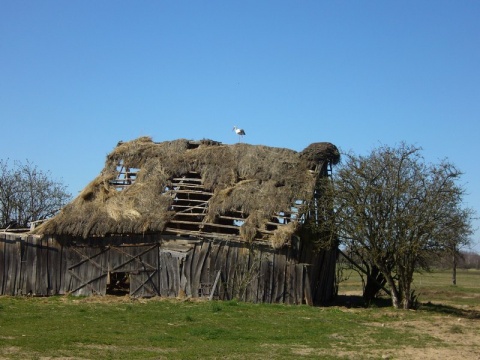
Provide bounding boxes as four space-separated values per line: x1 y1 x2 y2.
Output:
435 250 480 270
339 248 480 273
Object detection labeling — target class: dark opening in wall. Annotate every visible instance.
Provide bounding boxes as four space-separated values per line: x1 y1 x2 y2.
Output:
107 272 130 296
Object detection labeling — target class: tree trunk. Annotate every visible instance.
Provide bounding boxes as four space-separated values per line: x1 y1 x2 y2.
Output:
363 265 386 305
401 283 411 309
382 273 401 309
452 252 457 286
390 288 400 309
399 271 416 309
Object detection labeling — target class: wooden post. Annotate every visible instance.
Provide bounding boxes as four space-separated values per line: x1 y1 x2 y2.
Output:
209 270 222 301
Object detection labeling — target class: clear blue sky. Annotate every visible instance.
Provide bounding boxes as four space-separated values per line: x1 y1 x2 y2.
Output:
1 1 479 250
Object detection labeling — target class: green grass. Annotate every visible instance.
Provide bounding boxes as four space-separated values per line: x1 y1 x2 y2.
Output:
0 269 479 359
413 269 480 307
0 297 439 359
338 268 480 306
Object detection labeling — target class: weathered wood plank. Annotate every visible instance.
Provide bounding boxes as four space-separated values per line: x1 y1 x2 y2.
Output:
209 270 222 301
179 255 188 297
172 177 202 182
162 227 271 246
4 236 22 295
182 248 193 297
124 245 160 297
84 247 106 296
272 252 286 303
240 247 259 302
226 244 239 300
69 271 107 295
170 205 208 212
67 247 108 296
170 189 213 196
130 270 159 297
165 252 177 297
240 248 252 302
303 266 313 306
245 247 260 302
68 246 110 271
232 247 246 300
191 241 210 297
170 199 208 204
212 242 228 300
35 237 47 295
171 183 207 190
314 248 336 305
0 233 337 305
168 220 240 231
46 237 58 295
29 237 39 295
0 234 16 295
110 245 158 272
199 243 213 296
158 250 169 297
295 264 304 304
285 261 296 305
59 238 69 295
172 213 207 218
257 252 268 303
0 234 5 294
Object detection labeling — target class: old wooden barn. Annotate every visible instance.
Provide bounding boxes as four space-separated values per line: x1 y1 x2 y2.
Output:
0 137 340 305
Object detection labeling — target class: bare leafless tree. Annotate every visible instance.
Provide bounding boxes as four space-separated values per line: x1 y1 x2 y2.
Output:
0 160 19 227
0 159 71 228
326 143 474 309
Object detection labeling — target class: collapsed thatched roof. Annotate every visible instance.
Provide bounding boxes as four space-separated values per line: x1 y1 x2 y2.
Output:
34 137 339 248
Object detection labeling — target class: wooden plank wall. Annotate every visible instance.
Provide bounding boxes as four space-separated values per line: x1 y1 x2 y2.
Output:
298 241 338 305
0 235 336 305
175 240 312 305
0 234 64 296
0 233 22 295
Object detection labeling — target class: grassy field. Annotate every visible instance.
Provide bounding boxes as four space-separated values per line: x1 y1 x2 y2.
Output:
339 268 480 306
0 270 479 359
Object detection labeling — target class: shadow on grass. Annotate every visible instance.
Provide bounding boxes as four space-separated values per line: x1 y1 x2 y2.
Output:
330 296 480 318
419 301 480 320
330 294 392 309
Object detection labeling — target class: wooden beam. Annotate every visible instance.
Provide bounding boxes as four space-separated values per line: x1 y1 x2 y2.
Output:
68 247 110 271
69 271 107 295
110 244 158 271
172 177 202 182
170 189 213 196
172 213 207 217
171 199 210 204
169 220 239 230
130 270 159 296
161 227 271 246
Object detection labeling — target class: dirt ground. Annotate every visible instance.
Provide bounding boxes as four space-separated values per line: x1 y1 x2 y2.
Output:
363 309 478 359
333 289 480 360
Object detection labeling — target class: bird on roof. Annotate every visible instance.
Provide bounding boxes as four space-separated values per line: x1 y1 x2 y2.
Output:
233 126 246 142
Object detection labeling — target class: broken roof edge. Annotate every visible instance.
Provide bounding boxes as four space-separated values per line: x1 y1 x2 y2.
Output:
32 137 340 248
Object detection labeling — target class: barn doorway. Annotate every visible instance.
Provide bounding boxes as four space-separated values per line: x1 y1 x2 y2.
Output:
107 272 130 295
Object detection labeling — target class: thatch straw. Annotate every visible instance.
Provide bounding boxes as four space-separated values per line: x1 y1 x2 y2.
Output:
34 137 339 245
299 142 340 167
271 222 298 249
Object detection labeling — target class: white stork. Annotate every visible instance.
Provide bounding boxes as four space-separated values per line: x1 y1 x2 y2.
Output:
233 126 246 142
